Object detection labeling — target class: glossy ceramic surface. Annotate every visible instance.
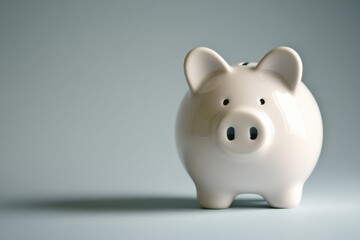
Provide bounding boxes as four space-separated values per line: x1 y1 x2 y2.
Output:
176 47 323 208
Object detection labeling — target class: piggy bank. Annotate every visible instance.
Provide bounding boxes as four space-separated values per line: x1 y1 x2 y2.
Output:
175 46 323 208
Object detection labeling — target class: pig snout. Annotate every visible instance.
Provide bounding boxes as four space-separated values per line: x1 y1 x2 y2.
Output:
216 109 272 156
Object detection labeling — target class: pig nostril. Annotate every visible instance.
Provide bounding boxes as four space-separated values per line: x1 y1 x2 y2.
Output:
223 99 229 106
249 127 258 140
227 127 235 141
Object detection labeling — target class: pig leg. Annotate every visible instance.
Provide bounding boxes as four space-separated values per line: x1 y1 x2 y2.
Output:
265 184 303 208
196 188 234 209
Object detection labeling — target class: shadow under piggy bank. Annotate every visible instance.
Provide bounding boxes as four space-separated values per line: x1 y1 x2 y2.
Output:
2 195 270 213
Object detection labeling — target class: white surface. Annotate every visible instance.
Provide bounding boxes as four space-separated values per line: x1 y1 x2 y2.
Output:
1 193 359 240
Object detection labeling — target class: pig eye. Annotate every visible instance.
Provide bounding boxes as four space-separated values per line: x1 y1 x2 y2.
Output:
223 99 229 106
259 98 265 105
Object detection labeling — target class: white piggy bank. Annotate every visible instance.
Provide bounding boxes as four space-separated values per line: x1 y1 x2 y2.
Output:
176 47 323 208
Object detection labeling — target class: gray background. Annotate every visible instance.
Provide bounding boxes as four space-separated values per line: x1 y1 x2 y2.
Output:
0 0 359 239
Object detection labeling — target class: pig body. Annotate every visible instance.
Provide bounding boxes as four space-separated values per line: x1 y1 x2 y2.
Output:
176 47 323 208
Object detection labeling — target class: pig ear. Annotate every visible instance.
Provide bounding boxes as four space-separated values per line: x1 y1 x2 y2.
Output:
256 47 303 95
184 47 231 94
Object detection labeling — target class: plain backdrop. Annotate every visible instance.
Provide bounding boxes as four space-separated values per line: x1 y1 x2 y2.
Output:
0 0 359 239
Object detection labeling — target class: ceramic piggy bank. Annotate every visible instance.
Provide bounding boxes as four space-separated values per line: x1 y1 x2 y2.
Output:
176 46 323 208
